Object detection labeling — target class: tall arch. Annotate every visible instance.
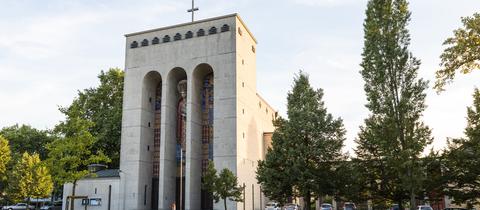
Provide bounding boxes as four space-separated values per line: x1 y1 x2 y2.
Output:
142 71 162 210
188 63 214 210
159 67 187 210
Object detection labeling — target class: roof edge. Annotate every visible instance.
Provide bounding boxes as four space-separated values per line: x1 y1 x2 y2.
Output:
125 13 238 37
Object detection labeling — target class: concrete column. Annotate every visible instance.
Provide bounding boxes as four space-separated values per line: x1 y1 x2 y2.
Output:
159 69 185 210
185 70 203 210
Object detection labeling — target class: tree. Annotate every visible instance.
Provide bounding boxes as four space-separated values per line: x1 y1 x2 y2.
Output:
0 135 11 181
0 124 54 160
355 0 432 209
444 88 480 208
434 13 480 92
257 72 346 210
0 135 11 201
60 68 124 168
202 162 244 210
256 118 295 205
47 117 110 210
8 152 53 209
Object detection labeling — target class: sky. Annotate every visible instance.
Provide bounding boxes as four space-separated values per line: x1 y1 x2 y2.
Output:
0 0 479 153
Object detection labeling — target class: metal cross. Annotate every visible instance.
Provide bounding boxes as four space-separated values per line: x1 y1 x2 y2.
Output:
187 0 199 22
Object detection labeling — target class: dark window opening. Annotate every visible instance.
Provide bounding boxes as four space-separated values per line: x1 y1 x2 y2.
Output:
163 35 170 43
197 29 205 37
174 33 182 41
130 41 138 48
209 26 217 34
221 24 230 32
185 31 193 39
152 37 159 45
141 39 149 46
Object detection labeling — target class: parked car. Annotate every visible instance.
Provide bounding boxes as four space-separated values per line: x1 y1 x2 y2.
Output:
343 202 357 210
284 203 300 210
40 201 62 210
265 202 281 210
417 205 433 210
321 203 333 210
391 204 400 210
444 208 468 210
2 203 35 210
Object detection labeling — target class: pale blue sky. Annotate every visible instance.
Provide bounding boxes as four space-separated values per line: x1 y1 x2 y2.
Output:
0 0 479 153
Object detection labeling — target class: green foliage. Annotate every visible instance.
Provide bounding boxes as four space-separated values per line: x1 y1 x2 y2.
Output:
257 72 346 210
444 88 480 208
0 124 54 160
202 161 244 210
7 152 53 205
0 135 11 181
47 116 110 188
435 13 480 92
59 68 124 168
355 0 432 209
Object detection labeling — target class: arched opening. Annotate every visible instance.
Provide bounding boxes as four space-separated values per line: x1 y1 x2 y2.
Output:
142 71 162 210
192 63 214 210
164 67 188 210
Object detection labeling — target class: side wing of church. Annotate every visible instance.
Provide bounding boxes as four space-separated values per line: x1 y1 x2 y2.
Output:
63 14 275 210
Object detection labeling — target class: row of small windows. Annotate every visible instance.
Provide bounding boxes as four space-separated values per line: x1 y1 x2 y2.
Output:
131 24 230 49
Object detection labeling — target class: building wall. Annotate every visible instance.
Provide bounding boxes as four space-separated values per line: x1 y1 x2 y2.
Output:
235 17 276 210
62 178 120 210
120 14 275 210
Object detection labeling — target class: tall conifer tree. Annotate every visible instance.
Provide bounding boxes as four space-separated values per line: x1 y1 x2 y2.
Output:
355 0 432 209
257 72 346 210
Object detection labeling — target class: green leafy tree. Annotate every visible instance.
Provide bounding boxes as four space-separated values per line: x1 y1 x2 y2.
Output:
0 124 54 160
0 135 11 201
435 13 480 92
0 135 10 180
355 0 432 209
47 117 110 210
444 88 480 208
257 72 346 210
60 68 124 168
8 152 53 209
202 162 244 210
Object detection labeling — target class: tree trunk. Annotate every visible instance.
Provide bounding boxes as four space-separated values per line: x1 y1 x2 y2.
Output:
398 200 403 210
305 192 311 210
224 198 227 210
26 197 31 210
71 180 77 210
409 191 416 210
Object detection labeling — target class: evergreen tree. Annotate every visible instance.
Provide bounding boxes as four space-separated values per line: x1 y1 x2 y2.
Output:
355 0 432 209
444 88 480 208
257 72 346 210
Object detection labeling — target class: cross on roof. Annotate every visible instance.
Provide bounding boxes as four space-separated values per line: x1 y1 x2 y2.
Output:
187 0 199 22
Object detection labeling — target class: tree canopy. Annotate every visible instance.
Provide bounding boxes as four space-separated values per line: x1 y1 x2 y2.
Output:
355 0 432 209
435 13 480 92
444 88 480 208
0 124 54 160
202 162 244 210
257 72 346 210
59 68 124 168
0 135 11 181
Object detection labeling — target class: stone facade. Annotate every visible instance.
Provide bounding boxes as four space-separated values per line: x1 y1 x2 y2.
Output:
63 14 275 210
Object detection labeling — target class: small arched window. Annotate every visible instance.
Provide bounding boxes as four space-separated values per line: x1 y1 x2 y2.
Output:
163 35 170 43
209 26 217 34
141 39 149 46
152 37 159 45
197 29 205 37
130 41 138 48
185 31 193 39
221 24 230 32
174 33 182 41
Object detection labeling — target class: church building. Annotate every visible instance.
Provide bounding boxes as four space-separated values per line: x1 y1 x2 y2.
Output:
63 14 276 210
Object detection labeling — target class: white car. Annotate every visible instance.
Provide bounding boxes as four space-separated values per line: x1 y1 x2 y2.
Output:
265 202 281 210
2 203 35 210
321 203 333 210
417 205 433 210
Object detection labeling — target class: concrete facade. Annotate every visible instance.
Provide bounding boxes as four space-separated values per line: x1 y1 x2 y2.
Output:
120 14 275 210
62 14 275 210
63 177 120 210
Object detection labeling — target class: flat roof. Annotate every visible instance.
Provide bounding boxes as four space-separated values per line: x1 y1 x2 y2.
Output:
124 13 257 43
